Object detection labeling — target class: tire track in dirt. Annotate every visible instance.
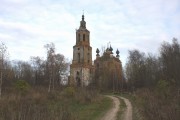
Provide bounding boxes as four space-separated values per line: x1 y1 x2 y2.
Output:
101 95 120 120
118 96 132 120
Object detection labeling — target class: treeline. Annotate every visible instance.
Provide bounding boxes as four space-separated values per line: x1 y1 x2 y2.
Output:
125 38 180 120
0 42 106 120
126 38 180 89
0 42 69 97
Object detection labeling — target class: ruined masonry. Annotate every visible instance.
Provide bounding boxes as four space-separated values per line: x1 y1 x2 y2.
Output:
70 14 123 87
70 14 93 86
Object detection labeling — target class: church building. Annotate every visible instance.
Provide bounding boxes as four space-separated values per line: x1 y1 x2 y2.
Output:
94 47 123 91
70 14 123 88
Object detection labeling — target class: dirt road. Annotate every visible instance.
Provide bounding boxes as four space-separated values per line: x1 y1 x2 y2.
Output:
119 96 132 120
101 95 132 120
100 95 120 120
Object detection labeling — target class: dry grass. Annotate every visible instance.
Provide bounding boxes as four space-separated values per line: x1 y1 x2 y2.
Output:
0 88 72 120
133 88 180 120
0 86 111 120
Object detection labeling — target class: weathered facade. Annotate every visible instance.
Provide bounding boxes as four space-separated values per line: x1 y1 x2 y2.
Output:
94 47 123 91
70 15 123 88
70 15 93 86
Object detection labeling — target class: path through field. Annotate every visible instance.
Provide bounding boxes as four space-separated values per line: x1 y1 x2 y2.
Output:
119 96 133 120
100 95 120 120
101 95 132 120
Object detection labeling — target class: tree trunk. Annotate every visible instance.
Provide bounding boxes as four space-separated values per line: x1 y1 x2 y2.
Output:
48 78 51 93
0 71 2 99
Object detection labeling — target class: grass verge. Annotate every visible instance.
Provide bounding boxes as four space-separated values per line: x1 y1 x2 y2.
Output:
117 93 145 120
116 96 126 120
72 96 112 120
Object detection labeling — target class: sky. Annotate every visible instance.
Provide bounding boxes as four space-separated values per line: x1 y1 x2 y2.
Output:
0 0 180 67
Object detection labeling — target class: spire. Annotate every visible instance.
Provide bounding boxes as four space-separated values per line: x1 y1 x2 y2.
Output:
79 13 86 29
82 10 84 21
82 14 84 21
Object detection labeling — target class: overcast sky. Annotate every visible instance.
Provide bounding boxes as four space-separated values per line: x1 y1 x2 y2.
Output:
0 0 180 66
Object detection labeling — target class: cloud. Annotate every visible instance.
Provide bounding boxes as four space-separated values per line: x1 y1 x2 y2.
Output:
0 0 179 67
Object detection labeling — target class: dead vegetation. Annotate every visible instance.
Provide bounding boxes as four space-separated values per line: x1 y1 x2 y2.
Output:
134 88 180 120
0 87 110 120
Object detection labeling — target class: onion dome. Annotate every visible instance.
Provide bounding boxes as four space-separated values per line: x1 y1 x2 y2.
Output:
96 48 100 57
109 45 113 54
116 49 120 58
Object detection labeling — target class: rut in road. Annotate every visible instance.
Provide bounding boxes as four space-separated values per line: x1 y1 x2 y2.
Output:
101 95 133 120
100 95 120 120
118 96 132 120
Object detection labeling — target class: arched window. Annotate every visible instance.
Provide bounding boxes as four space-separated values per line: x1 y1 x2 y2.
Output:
83 34 85 41
87 53 90 63
78 34 80 42
87 35 89 42
76 71 81 86
78 53 80 63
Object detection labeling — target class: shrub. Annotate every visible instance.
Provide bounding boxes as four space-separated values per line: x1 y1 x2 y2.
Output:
135 88 179 120
155 80 170 99
63 87 76 97
15 80 30 94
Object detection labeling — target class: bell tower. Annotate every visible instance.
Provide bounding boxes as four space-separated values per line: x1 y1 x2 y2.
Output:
70 14 93 86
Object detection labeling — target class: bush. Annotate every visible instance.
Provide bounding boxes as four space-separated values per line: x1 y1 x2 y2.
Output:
15 80 30 94
74 88 100 104
156 80 170 99
134 88 179 120
63 87 76 97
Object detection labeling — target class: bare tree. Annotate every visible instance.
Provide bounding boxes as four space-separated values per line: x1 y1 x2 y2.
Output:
12 61 33 83
0 42 8 98
54 54 69 86
44 43 56 92
125 49 146 90
160 38 180 86
30 56 45 85
44 43 69 91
